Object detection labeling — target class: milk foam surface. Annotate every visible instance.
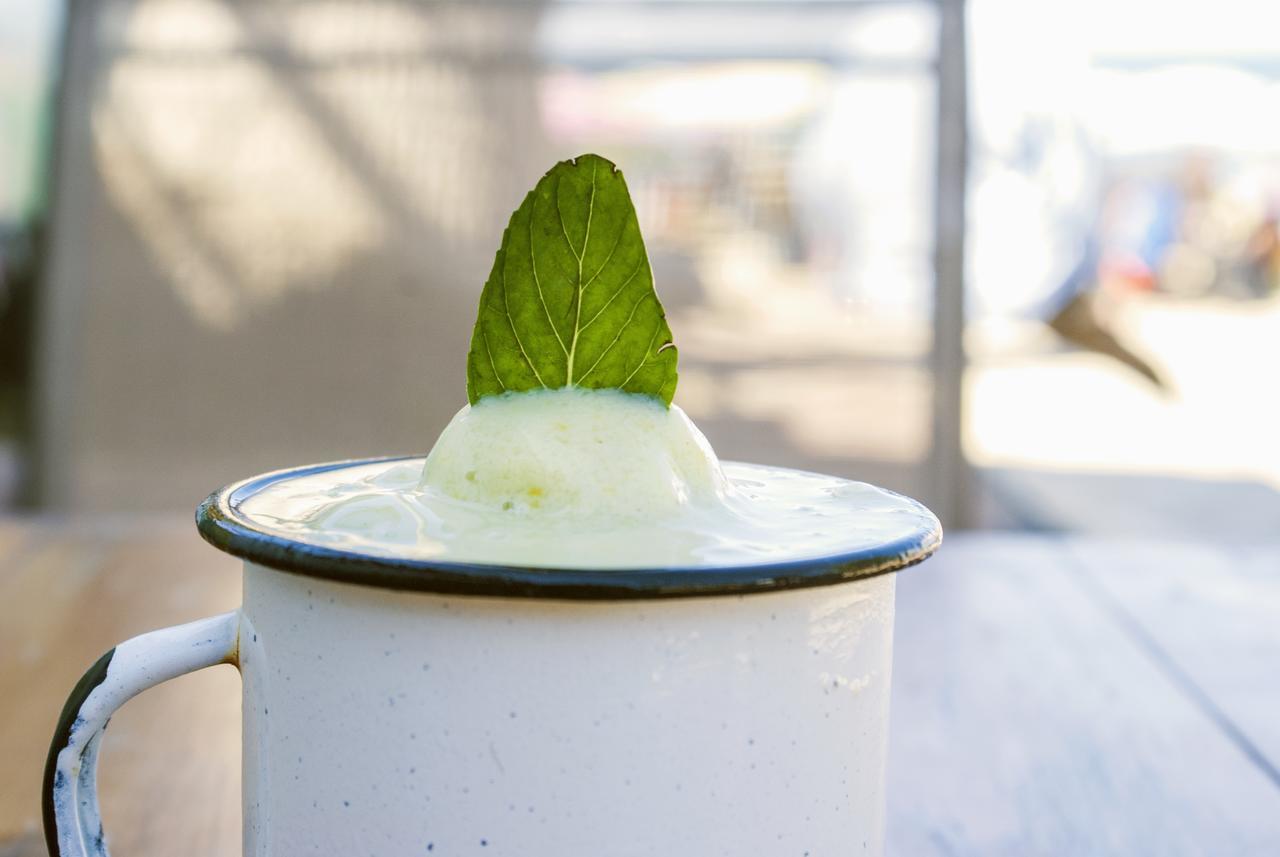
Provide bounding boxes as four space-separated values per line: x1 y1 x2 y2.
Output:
238 388 936 569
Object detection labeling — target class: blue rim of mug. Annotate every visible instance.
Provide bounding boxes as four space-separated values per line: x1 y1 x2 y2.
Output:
196 455 943 600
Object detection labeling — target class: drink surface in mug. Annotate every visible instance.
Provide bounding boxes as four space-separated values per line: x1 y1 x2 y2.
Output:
239 387 936 570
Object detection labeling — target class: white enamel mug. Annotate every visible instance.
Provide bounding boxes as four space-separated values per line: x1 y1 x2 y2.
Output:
45 457 940 857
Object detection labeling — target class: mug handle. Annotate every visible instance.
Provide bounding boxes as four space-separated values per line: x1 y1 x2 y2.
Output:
42 611 241 856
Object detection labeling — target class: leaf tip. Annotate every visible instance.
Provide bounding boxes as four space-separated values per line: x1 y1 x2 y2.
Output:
565 152 619 175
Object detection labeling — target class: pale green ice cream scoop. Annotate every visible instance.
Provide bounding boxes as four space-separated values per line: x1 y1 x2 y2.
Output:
421 387 729 519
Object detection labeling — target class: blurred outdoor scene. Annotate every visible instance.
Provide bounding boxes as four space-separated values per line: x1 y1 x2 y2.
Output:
1 0 1277 539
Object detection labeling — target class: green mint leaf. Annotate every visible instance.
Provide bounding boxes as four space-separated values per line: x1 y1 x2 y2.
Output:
466 154 678 406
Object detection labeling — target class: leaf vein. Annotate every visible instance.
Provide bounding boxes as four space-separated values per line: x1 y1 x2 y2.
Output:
579 256 645 333
580 223 625 293
529 199 568 357
482 328 506 391
578 291 650 382
500 252 548 389
556 192 581 263
620 326 665 387
565 158 598 384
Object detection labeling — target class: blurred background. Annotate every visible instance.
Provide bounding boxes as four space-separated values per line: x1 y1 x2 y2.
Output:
1 0 1278 537
3 3 1280 854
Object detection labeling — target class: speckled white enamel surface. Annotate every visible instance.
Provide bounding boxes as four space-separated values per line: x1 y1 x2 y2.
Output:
239 564 896 856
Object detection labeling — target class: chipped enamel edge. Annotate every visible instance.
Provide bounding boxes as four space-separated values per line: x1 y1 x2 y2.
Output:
43 613 240 856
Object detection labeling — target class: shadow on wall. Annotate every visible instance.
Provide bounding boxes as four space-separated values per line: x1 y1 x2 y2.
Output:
35 0 554 511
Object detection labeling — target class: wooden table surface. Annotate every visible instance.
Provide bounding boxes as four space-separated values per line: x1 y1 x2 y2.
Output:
2 519 1278 855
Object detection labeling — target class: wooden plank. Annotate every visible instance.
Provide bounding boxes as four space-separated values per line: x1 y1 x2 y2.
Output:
0 831 42 857
0 518 38 570
981 468 1280 542
7 525 1280 854
0 518 241 854
887 533 1280 856
1063 538 1280 782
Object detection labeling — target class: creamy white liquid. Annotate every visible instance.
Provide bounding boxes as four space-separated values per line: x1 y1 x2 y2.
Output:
238 389 935 569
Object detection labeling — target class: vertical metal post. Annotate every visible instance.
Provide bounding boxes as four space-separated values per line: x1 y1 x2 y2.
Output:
30 0 98 509
929 0 969 529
